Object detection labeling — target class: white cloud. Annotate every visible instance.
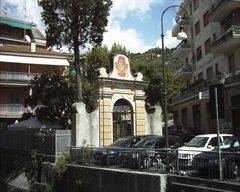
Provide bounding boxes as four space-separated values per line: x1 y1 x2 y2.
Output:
156 30 179 49
103 19 148 53
111 0 163 20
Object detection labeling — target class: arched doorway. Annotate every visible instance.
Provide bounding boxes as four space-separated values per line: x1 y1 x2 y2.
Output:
113 99 133 142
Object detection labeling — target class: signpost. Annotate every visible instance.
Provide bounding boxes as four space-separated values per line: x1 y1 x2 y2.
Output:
200 87 223 181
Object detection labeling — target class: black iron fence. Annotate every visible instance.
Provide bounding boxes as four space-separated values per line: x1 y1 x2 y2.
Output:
70 146 240 183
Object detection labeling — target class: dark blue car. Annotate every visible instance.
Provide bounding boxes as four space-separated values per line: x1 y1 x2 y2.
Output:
93 135 155 165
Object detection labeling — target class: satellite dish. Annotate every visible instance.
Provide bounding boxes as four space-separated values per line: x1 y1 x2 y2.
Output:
25 35 31 43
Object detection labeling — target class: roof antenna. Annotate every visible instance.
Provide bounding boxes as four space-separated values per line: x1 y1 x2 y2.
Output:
3 1 8 17
22 0 27 44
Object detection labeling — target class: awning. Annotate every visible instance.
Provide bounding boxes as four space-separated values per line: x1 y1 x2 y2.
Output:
0 55 69 66
0 19 34 29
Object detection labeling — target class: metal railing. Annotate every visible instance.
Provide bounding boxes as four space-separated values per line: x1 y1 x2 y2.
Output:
0 71 39 82
0 130 71 155
211 25 240 51
0 104 43 118
70 147 240 183
173 40 191 56
209 0 228 20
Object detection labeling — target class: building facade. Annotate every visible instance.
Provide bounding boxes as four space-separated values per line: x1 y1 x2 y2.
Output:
171 0 240 135
0 17 73 127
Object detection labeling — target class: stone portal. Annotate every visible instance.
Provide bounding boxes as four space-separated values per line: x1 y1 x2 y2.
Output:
96 53 149 146
72 53 162 147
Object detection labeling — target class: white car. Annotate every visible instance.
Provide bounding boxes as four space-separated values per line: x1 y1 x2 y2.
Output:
178 134 232 167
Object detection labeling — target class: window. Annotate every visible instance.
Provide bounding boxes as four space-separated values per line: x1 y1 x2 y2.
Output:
190 4 192 15
196 46 202 61
228 55 235 72
46 65 55 71
215 63 219 75
198 72 203 79
207 67 213 80
187 80 190 89
10 94 20 104
10 63 20 72
192 51 195 63
205 38 211 55
209 137 218 147
195 21 200 36
213 33 216 41
182 108 188 127
203 11 209 27
194 0 199 10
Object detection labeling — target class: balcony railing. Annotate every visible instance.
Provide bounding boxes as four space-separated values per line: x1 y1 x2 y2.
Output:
172 18 190 37
225 69 240 85
174 64 193 80
172 40 191 59
209 0 236 22
0 71 39 83
171 75 227 104
0 104 42 118
211 25 240 53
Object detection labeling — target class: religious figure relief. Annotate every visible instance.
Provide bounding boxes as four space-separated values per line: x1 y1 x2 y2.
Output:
115 56 128 77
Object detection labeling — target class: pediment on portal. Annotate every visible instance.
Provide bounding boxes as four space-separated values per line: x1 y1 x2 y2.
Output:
97 53 143 81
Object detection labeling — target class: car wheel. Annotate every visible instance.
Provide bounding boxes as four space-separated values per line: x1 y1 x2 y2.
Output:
228 162 238 179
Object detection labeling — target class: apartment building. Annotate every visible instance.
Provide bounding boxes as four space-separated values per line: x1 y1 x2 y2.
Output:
171 0 240 135
0 17 73 128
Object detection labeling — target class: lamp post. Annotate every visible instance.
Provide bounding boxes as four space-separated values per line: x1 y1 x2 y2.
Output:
161 5 188 171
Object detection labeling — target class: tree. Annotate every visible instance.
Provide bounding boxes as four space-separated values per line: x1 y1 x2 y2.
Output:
38 0 113 102
130 53 184 112
24 68 77 128
84 43 131 81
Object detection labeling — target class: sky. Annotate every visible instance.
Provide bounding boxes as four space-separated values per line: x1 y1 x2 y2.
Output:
0 0 184 54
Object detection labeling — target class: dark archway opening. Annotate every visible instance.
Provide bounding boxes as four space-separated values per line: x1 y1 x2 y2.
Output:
113 99 133 142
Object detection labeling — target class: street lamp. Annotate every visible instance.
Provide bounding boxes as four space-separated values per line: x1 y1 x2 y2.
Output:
161 5 188 171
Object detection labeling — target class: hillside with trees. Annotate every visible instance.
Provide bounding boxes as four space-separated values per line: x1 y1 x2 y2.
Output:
130 47 184 112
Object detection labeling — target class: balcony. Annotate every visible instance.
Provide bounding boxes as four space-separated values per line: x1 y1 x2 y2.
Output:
171 76 226 105
0 104 42 118
211 25 240 53
172 40 191 59
209 0 240 22
0 71 39 85
225 69 240 85
172 19 191 37
174 64 193 80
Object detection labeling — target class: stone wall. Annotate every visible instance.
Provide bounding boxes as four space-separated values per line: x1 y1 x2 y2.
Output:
67 165 165 192
71 102 163 147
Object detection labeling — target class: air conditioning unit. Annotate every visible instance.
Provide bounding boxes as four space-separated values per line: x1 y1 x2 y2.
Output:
22 87 29 93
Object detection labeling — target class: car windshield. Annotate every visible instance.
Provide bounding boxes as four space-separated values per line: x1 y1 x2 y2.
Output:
186 137 208 147
111 136 133 146
219 138 240 149
134 138 156 148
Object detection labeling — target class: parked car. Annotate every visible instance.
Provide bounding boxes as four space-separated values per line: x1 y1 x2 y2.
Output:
193 136 240 179
119 135 184 169
178 134 232 168
168 126 199 142
181 127 199 142
168 126 183 138
93 135 155 165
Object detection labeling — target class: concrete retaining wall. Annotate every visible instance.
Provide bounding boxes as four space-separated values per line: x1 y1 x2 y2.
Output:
67 165 166 192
